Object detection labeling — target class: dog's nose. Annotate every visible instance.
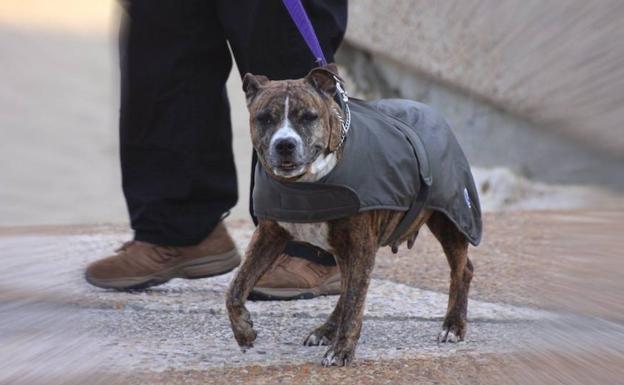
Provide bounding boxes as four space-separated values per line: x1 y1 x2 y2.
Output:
274 138 297 156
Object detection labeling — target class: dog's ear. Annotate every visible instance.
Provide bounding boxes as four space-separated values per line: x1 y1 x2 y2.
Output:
305 64 340 97
242 73 269 105
324 63 339 75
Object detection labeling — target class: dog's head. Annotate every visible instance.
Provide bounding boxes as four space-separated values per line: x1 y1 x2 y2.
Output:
243 64 345 181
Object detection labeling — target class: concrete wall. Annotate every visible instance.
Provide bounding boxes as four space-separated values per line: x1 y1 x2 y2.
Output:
345 1 624 157
337 46 624 191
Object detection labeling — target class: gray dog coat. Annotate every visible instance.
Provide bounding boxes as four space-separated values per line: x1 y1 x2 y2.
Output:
252 98 482 246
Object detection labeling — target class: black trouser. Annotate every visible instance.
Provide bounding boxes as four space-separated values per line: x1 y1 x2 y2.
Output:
119 0 347 246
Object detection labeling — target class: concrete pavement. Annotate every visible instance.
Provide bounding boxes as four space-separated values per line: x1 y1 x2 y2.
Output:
2 211 624 384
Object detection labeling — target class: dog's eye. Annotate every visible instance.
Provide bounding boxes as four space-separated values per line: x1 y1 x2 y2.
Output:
255 112 274 125
300 111 318 123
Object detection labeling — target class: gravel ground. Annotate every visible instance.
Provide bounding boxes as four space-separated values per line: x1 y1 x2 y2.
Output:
2 211 623 384
373 210 624 319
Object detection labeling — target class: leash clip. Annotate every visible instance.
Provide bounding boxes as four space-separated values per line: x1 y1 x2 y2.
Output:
334 76 349 102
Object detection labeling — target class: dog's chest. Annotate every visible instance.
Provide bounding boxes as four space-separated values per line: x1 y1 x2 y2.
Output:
277 222 332 252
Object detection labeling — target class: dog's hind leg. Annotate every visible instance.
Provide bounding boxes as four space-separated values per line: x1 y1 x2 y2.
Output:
427 211 473 342
226 221 290 350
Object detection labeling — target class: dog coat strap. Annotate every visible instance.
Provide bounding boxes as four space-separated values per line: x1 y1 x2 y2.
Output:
253 168 360 222
386 182 429 245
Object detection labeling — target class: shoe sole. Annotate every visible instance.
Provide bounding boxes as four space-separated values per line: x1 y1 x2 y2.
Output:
248 273 341 301
85 249 241 291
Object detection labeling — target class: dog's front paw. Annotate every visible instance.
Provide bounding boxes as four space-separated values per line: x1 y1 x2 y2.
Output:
303 325 335 347
321 343 355 367
230 307 257 350
437 317 466 343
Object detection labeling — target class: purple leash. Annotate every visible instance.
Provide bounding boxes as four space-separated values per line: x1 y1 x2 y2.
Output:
281 0 328 66
282 0 351 146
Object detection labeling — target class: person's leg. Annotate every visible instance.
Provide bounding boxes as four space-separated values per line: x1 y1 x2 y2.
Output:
86 0 241 290
120 0 236 246
218 0 348 300
219 0 347 82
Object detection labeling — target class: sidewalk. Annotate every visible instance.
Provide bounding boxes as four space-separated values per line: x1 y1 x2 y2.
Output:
2 211 623 384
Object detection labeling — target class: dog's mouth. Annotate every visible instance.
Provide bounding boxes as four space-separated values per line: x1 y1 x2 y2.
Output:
277 161 300 171
271 147 322 179
272 162 305 178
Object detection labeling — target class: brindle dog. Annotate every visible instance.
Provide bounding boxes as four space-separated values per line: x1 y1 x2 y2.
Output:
226 65 474 367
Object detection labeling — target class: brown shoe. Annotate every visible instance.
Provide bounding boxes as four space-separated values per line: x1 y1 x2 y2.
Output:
85 222 241 290
249 252 341 301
